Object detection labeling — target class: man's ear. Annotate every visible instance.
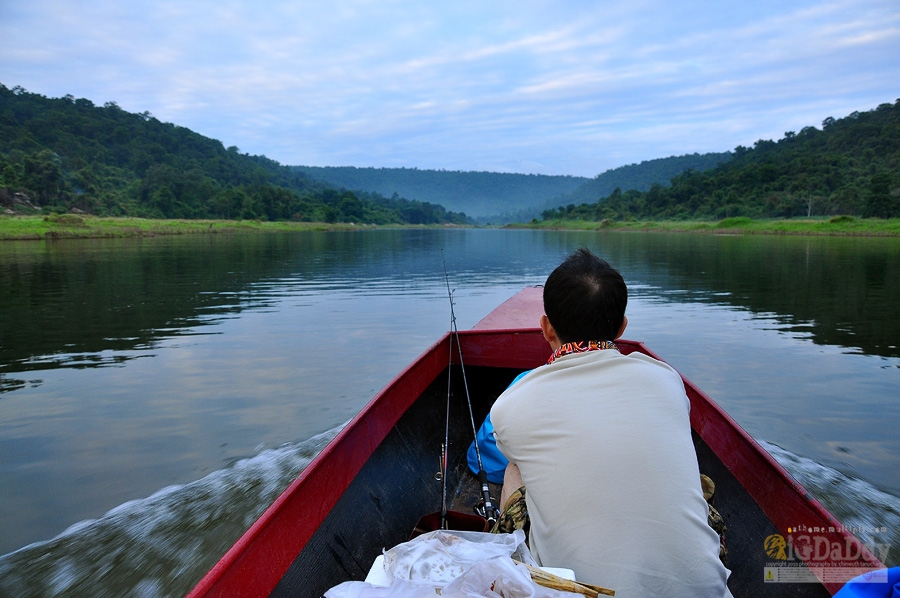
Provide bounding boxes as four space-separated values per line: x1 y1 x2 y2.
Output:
540 314 561 350
615 315 628 340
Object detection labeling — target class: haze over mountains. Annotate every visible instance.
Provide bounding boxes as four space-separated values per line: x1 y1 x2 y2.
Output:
295 152 731 222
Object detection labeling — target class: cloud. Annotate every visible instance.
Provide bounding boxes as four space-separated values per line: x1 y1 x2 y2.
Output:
1 0 898 176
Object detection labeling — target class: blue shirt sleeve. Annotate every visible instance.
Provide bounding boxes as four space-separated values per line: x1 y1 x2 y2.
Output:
832 566 899 598
467 370 531 483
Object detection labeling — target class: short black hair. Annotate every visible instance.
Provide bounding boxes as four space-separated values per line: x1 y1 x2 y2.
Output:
543 248 627 343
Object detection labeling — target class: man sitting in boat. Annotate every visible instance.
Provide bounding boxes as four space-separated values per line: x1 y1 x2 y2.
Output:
489 248 733 597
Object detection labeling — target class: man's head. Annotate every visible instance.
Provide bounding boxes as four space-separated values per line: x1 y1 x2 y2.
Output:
542 248 628 344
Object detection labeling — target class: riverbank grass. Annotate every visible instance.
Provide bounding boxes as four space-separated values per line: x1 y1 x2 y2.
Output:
517 216 900 236
3 214 900 239
0 215 370 240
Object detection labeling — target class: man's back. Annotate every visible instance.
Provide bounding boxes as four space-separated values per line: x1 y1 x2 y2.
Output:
491 347 731 597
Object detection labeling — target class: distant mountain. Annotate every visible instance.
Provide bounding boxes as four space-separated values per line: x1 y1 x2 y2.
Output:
556 153 732 206
295 153 731 223
292 166 587 221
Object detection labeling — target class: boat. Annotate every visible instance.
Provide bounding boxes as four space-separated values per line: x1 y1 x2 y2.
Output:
187 286 885 598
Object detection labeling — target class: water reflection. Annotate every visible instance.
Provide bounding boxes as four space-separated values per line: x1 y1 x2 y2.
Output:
4 231 897 372
0 230 547 386
572 232 900 359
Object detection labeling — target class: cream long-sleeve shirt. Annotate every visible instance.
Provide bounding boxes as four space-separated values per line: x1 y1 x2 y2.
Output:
491 347 732 598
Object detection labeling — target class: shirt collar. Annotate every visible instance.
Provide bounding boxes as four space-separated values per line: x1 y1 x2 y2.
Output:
547 340 618 364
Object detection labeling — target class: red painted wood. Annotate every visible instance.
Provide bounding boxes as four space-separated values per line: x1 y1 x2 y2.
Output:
456 328 550 369
471 285 543 331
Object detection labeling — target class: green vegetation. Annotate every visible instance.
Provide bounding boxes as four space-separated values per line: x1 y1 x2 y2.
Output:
0 215 386 240
517 215 900 236
541 101 900 222
0 214 417 240
557 152 732 206
4 213 897 241
0 84 466 225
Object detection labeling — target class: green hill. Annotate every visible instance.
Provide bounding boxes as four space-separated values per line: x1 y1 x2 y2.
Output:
295 153 732 223
558 153 732 205
542 100 900 221
0 84 466 225
293 166 587 221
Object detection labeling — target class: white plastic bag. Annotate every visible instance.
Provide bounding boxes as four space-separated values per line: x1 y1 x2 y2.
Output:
382 530 528 585
441 556 568 598
325 556 568 598
324 578 439 598
325 530 566 598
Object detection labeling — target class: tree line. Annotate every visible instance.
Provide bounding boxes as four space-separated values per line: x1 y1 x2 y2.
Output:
542 100 900 221
0 84 466 225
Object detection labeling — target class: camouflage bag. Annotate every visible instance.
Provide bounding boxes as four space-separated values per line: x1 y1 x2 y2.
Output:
491 486 529 536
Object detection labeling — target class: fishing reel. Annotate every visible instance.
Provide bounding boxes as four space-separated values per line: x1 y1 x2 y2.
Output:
474 470 500 524
474 498 500 523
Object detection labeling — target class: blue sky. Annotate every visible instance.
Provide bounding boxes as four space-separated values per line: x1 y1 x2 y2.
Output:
1 0 898 177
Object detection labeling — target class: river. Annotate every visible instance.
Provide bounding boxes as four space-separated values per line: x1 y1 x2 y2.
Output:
0 228 898 597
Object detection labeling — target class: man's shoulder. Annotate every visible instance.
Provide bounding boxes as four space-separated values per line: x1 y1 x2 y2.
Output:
490 368 543 421
620 349 679 371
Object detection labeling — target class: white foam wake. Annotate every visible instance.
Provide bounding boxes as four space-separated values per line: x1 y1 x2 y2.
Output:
760 440 900 567
0 426 342 598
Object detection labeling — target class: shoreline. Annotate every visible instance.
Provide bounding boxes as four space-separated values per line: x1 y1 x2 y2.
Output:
505 216 900 237
2 215 900 240
0 215 404 240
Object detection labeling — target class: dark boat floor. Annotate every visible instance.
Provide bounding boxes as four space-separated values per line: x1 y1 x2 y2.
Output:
448 463 502 516
270 365 830 598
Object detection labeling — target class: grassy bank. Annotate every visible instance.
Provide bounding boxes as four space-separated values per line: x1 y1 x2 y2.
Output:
512 216 900 236
0 215 384 240
4 214 900 240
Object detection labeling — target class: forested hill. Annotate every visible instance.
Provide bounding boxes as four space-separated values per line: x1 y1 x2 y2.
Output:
293 166 587 221
543 100 900 222
295 152 731 222
0 85 466 225
559 152 732 205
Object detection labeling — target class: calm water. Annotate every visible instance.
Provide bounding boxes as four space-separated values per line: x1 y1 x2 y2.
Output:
0 229 898 597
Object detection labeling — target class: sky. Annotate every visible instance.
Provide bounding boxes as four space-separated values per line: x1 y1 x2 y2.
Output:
1 1 898 177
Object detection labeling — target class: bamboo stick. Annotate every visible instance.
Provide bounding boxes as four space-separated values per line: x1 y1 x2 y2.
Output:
515 561 615 596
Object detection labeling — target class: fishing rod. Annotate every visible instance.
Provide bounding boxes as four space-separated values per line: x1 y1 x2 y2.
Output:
439 293 452 530
441 251 498 527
